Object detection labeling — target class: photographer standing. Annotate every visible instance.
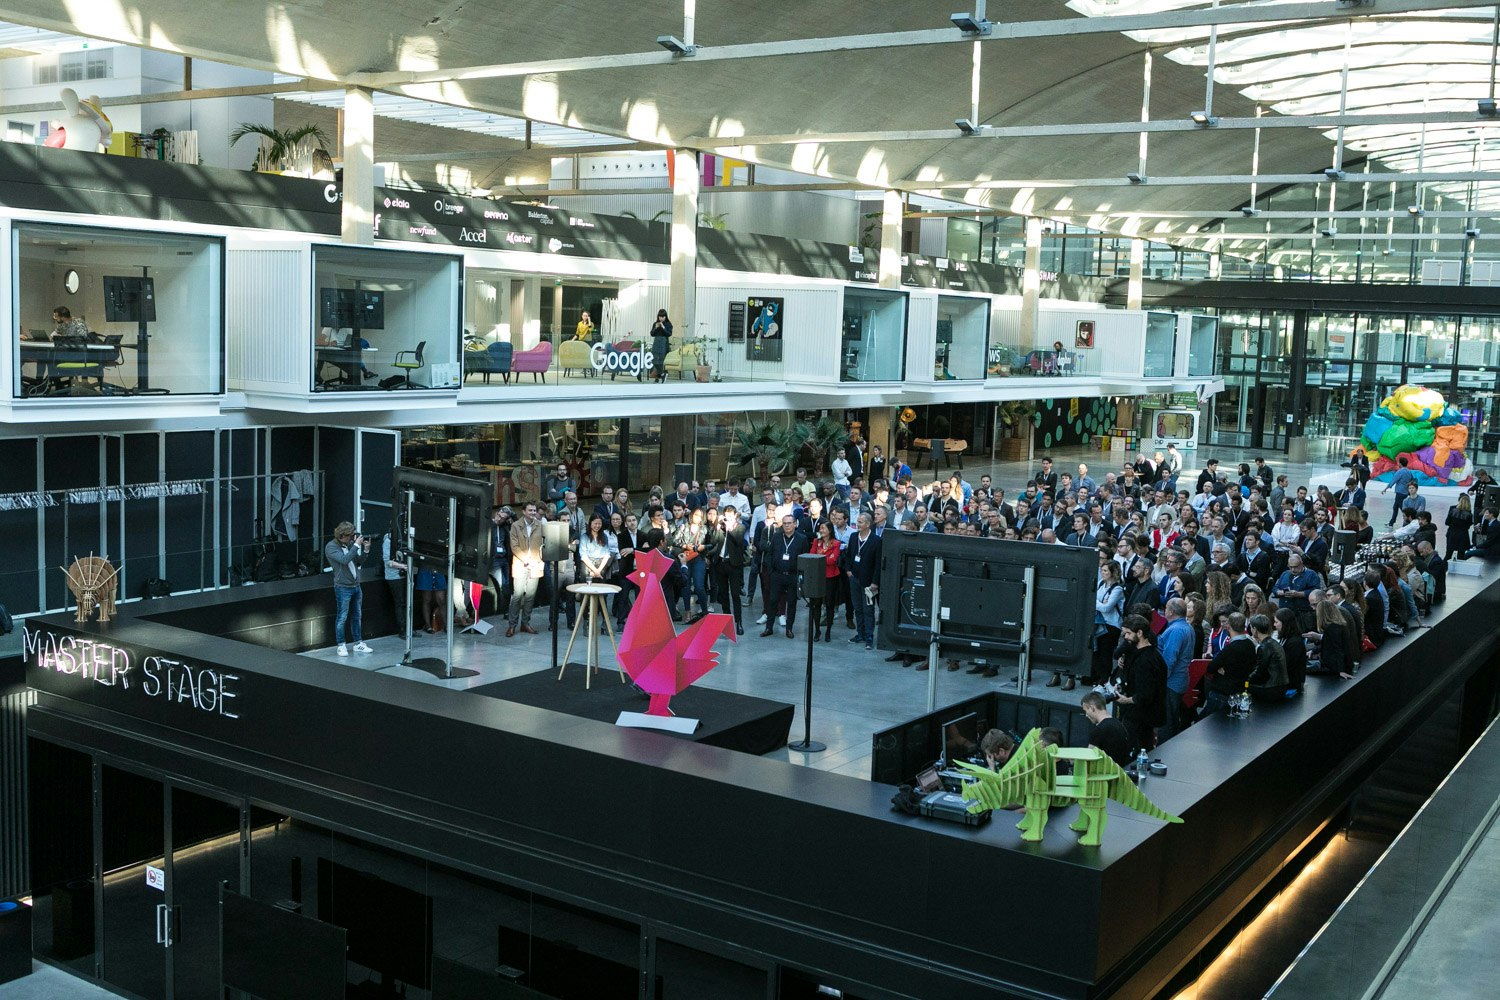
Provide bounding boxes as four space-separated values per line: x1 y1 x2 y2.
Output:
326 522 372 656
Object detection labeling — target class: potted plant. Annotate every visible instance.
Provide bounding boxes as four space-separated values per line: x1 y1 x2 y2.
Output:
804 416 850 477
733 419 808 478
996 400 1038 461
229 122 331 175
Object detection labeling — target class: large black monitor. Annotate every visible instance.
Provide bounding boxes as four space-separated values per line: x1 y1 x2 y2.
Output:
939 711 979 766
221 887 346 1000
877 531 1095 666
319 287 385 330
103 276 156 323
392 466 493 577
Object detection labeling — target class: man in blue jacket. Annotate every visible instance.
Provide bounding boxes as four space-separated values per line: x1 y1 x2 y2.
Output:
1156 597 1195 740
1382 457 1416 526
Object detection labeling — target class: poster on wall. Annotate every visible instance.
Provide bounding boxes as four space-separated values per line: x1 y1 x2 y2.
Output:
746 296 784 362
1075 320 1095 349
727 301 747 343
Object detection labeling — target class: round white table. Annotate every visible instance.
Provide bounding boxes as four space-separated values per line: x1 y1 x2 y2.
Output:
559 582 623 688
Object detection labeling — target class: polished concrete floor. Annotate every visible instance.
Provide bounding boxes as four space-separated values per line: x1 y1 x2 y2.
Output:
0 962 116 999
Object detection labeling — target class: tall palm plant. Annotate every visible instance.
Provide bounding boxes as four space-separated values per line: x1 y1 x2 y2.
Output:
229 122 330 173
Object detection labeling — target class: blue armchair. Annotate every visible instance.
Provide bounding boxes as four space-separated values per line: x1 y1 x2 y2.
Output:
466 341 514 384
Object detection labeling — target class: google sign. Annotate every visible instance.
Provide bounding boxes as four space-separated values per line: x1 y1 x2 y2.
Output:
590 342 655 376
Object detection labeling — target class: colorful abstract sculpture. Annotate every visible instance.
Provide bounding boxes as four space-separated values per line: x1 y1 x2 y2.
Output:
616 549 736 716
955 729 1182 846
1356 384 1473 486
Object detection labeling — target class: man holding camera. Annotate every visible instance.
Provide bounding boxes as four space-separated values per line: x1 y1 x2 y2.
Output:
325 522 372 657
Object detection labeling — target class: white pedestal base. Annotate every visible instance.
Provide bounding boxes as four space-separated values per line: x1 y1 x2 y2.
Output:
616 711 700 734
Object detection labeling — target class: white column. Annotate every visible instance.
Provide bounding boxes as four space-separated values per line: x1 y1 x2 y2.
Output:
668 149 700 341
341 86 375 245
1127 238 1145 310
878 189 903 289
1019 217 1043 345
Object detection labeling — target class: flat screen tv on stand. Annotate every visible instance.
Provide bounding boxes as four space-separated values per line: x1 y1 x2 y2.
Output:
104 274 157 392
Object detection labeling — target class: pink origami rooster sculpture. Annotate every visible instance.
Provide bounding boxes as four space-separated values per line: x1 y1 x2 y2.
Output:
618 548 736 716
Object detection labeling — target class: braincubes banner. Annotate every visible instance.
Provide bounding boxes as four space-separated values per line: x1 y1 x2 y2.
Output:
1357 384 1473 486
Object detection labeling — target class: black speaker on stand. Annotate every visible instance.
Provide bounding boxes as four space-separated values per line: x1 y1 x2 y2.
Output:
789 553 827 753
674 463 694 491
543 520 572 672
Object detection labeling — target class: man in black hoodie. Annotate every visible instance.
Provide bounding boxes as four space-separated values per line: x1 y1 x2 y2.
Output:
1206 612 1257 714
1113 614 1167 755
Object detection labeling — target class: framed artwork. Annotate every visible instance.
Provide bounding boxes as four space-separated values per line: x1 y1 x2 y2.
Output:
1075 320 1095 349
746 296 784 362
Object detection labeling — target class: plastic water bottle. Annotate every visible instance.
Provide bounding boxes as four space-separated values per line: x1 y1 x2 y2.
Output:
1135 748 1149 782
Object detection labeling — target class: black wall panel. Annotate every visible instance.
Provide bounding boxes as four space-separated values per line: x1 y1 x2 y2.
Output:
121 434 161 600
0 439 39 614
163 431 215 594
42 436 101 610
319 427 356 544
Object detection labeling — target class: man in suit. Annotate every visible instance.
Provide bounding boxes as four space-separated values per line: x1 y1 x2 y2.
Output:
1463 506 1500 560
1034 457 1058 496
842 511 883 649
592 486 621 522
1206 612 1256 715
710 506 749 634
506 502 545 637
1415 539 1448 605
761 515 811 638
488 505 513 617
1236 531 1274 592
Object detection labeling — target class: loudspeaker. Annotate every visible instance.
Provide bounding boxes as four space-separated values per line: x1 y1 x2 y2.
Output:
674 463 694 490
798 553 827 599
542 520 571 562
1481 483 1500 513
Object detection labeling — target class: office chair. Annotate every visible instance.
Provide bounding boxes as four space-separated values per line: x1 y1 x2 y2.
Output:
50 334 104 395
391 341 427 389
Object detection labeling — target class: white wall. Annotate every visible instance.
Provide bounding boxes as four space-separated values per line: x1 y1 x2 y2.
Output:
905 290 938 383
1035 303 1145 378
227 245 309 391
693 272 843 383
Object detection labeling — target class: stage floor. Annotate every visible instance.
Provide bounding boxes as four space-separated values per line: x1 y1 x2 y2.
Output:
302 616 1077 780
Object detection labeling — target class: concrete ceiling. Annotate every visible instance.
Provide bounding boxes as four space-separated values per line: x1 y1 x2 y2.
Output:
0 0 1491 262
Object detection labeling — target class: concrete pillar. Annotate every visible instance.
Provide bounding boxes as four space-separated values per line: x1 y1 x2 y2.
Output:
1127 238 1145 310
340 86 375 245
551 282 564 345
508 279 527 347
879 190 904 290
1019 217 1043 347
669 149 700 341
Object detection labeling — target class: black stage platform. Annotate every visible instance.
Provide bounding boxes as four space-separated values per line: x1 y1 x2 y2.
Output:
470 668 795 756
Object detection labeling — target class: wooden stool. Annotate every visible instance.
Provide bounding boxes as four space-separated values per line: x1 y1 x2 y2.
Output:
559 582 624 688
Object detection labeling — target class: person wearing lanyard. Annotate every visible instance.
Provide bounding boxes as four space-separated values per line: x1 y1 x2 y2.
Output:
808 521 843 643
842 512 882 650
761 515 810 638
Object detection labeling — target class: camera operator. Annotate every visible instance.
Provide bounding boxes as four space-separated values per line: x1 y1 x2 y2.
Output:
326 522 372 656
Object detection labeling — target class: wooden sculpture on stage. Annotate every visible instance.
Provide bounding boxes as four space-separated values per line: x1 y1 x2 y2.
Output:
61 555 118 623
616 549 735 719
956 729 1182 847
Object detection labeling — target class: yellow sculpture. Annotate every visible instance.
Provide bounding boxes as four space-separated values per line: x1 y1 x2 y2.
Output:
61 555 118 623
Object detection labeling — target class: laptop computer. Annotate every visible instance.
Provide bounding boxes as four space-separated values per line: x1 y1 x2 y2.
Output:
24 329 49 342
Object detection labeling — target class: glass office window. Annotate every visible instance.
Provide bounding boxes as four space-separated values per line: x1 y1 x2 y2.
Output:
311 246 461 392
935 295 989 380
14 222 223 398
1187 315 1218 376
1143 311 1176 377
841 288 907 382
1458 316 1500 369
1354 314 1407 364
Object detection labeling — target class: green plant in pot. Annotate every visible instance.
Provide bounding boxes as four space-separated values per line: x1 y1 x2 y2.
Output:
804 416 850 477
230 122 331 174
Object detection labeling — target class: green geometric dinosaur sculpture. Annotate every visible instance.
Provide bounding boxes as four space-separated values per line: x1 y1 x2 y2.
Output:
954 728 1183 846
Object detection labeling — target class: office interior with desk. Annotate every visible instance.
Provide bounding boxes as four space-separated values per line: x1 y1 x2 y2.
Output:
311 244 462 392
12 221 223 398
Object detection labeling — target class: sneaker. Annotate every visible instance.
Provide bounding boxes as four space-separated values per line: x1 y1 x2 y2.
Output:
756 613 769 625
336 644 348 657
353 642 373 653
777 615 786 626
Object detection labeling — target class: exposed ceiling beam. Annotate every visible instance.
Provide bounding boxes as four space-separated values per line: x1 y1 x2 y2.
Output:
912 170 1500 190
522 181 865 196
694 111 1500 148
0 79 332 115
350 0 1494 88
1176 231 1484 241
383 141 659 162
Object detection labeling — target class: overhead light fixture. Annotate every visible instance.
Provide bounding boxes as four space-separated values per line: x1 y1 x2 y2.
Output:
1480 98 1499 117
1319 227 1338 238
1126 172 1145 184
954 118 983 136
950 10 993 34
1240 207 1259 217
1466 228 1482 238
1407 205 1424 216
1323 168 1345 181
656 34 697 55
1189 111 1218 127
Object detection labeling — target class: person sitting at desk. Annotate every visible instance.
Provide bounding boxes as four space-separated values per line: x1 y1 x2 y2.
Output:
51 306 90 341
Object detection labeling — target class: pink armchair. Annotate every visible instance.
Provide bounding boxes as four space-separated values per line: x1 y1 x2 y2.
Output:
511 342 553 383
